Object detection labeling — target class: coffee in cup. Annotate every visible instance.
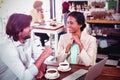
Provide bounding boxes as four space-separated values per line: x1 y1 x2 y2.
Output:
59 62 70 70
46 68 59 78
47 70 56 73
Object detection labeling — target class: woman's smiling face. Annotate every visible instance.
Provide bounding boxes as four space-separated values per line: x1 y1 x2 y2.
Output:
66 16 81 33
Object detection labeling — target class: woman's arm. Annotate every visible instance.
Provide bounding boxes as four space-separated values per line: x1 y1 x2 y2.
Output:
78 37 97 66
72 34 83 52
56 35 70 62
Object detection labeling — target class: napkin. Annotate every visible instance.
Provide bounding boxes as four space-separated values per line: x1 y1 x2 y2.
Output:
70 44 79 64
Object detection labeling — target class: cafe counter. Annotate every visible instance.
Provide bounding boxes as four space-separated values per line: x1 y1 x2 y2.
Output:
86 19 120 24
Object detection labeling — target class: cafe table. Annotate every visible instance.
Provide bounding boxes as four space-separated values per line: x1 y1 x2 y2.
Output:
38 64 120 80
31 23 64 55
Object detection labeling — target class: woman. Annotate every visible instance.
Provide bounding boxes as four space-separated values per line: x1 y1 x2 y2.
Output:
0 13 53 80
56 11 97 66
30 0 44 24
30 0 49 47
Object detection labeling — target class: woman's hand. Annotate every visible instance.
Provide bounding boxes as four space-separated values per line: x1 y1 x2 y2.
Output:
72 35 84 52
65 43 72 53
72 35 80 44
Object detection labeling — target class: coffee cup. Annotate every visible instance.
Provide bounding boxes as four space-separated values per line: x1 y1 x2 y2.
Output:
46 68 59 78
59 62 70 70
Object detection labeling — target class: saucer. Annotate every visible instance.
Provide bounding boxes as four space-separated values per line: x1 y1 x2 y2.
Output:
44 73 60 79
57 67 71 72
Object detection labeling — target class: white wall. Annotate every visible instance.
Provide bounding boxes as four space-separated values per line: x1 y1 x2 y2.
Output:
0 0 35 33
0 0 35 18
0 0 51 21
0 0 52 33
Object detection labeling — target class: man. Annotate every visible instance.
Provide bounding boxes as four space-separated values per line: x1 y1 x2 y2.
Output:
0 13 53 80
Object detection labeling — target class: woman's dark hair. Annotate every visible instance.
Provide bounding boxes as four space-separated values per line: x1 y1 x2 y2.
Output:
6 13 32 41
68 11 86 31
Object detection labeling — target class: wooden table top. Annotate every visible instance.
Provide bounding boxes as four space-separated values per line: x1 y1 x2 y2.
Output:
38 64 120 80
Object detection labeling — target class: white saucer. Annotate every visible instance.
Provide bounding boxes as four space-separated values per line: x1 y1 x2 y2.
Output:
44 73 60 79
57 67 71 72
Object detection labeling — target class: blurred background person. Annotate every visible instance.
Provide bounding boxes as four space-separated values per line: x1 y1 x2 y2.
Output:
58 0 70 40
30 0 44 24
30 0 49 47
62 0 70 27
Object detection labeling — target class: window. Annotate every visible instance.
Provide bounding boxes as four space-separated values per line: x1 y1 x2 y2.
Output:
43 0 62 22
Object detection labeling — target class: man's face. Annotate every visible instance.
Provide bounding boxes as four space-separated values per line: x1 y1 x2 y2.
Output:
20 26 32 40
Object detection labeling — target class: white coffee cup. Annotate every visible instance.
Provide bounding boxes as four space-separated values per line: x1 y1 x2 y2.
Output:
59 62 70 70
46 68 59 78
